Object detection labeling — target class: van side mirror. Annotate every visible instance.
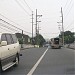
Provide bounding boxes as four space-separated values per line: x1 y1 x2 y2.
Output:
1 41 7 46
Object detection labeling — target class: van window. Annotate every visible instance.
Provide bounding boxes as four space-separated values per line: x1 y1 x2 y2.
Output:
11 34 17 43
6 34 12 45
1 34 7 41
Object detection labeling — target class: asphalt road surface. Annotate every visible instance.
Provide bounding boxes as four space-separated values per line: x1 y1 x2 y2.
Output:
1 47 75 75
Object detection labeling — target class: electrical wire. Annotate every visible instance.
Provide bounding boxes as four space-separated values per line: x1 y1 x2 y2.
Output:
23 0 32 12
0 26 13 33
63 0 68 10
0 19 21 31
64 2 73 19
64 21 74 31
63 0 73 12
67 28 74 31
41 32 59 34
0 14 32 34
57 0 62 7
0 23 19 32
0 13 25 30
0 19 32 34
15 0 30 16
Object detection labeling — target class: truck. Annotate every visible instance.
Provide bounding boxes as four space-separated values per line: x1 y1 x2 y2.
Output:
50 38 62 49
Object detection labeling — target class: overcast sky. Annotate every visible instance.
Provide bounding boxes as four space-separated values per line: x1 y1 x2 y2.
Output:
0 0 74 39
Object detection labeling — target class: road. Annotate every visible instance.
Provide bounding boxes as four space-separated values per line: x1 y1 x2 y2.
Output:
1 47 75 75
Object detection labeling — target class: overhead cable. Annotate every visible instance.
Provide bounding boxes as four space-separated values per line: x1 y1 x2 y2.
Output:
23 0 32 12
64 2 73 19
63 0 73 12
0 23 18 32
0 13 32 34
0 19 32 34
64 21 74 30
15 0 30 16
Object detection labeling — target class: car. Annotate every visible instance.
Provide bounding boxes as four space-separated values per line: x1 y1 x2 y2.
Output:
43 44 50 47
0 33 20 73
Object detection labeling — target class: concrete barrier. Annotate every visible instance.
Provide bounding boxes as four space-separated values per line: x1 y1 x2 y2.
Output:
20 44 34 50
69 43 75 49
65 43 75 50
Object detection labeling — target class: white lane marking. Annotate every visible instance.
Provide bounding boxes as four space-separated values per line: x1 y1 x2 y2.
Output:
27 48 48 75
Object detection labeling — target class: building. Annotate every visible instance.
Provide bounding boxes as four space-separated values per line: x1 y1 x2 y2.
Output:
15 33 30 44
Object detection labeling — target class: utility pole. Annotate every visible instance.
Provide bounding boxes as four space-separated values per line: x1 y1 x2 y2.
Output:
36 9 42 36
36 9 37 36
35 9 42 46
37 21 41 34
32 11 34 44
61 7 64 46
21 30 23 48
57 7 64 46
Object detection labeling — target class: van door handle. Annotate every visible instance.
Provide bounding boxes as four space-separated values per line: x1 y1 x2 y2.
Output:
14 47 15 48
8 48 9 50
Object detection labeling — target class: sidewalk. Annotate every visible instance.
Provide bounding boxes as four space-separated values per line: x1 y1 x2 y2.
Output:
20 44 34 50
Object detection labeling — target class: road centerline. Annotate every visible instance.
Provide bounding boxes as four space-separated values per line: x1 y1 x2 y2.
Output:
27 48 49 75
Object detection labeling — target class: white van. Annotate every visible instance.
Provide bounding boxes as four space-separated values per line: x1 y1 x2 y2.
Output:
0 33 20 72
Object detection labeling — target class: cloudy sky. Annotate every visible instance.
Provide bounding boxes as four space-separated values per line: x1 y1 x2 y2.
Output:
0 0 74 39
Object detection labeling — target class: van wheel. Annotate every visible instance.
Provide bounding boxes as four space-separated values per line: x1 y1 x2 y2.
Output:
14 55 19 66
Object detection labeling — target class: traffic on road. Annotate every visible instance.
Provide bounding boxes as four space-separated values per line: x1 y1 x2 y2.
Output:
1 47 75 75
0 0 74 75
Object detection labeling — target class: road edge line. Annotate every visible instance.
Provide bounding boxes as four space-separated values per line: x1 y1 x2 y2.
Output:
27 48 48 75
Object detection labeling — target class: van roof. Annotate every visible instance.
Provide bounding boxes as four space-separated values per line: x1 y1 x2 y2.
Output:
0 32 15 34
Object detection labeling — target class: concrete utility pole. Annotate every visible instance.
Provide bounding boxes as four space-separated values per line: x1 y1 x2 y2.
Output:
61 7 64 46
32 11 34 44
35 9 42 46
57 7 64 46
37 21 41 34
36 9 42 36
21 30 23 48
36 9 37 36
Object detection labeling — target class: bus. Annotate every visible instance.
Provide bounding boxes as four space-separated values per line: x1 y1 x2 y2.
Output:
50 38 62 49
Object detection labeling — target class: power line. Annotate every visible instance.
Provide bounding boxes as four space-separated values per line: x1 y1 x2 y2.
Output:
23 0 32 12
57 0 62 7
63 0 73 12
15 0 30 16
0 13 24 30
0 13 32 34
0 19 21 31
64 21 74 31
64 2 73 19
0 19 32 34
67 28 74 31
0 25 13 33
0 23 18 32
65 26 74 31
63 0 68 10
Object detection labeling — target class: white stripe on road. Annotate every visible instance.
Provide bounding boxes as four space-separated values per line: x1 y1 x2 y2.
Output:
27 48 49 75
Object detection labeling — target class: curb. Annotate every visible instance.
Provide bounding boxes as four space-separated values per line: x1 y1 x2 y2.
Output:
68 47 75 50
20 47 34 50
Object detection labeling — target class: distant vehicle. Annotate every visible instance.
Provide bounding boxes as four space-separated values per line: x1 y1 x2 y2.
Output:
0 33 20 73
43 43 50 47
50 38 62 49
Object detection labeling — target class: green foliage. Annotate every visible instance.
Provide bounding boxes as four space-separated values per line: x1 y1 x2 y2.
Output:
34 34 46 47
18 38 23 44
59 31 74 44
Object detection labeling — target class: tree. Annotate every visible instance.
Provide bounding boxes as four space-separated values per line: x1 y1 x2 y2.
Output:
34 34 45 47
59 31 74 44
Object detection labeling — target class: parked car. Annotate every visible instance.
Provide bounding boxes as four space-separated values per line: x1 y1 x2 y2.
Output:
0 33 20 72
